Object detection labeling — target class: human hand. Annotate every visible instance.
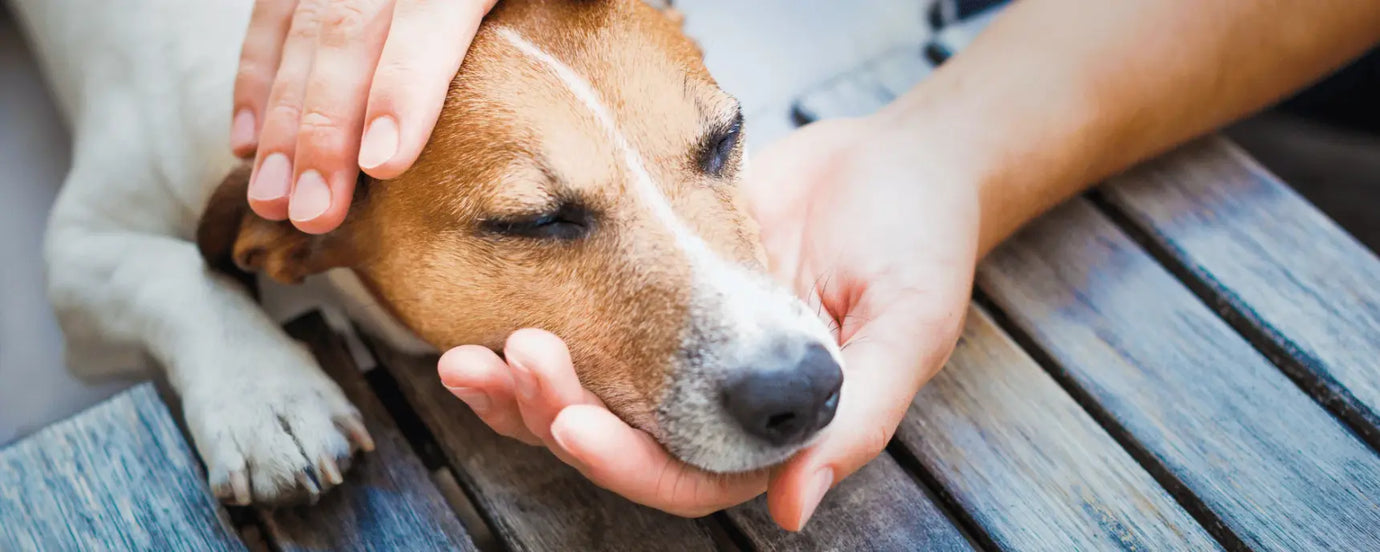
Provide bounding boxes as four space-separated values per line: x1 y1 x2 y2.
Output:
741 116 979 529
437 114 981 529
437 329 770 517
233 0 497 234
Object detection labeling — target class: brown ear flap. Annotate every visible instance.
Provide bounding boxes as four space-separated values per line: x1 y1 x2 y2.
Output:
196 164 352 285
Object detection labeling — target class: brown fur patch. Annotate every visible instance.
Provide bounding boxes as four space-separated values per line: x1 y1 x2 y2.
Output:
197 0 755 436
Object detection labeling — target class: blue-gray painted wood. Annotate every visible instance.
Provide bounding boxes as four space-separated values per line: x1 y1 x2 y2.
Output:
898 307 1221 551
979 199 1380 551
793 45 1219 551
0 384 245 552
366 341 721 552
1100 136 1380 446
260 313 475 552
727 454 975 551
793 46 931 123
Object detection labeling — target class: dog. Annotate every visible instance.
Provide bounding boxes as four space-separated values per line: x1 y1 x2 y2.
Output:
14 0 844 506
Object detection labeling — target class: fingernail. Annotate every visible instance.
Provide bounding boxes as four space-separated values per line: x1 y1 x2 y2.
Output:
797 468 834 531
359 116 399 170
290 169 331 222
249 152 291 201
509 360 538 400
230 109 256 152
446 386 492 413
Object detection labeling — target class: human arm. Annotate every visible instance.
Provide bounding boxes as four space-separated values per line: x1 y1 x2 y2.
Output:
440 0 1380 531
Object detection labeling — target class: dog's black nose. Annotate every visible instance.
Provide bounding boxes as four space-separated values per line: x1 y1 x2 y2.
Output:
722 342 843 446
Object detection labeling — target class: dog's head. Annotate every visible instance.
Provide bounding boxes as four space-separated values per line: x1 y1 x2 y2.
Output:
200 0 841 473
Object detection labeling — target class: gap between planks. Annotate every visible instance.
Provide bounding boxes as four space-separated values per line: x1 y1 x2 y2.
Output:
970 292 1248 551
1089 189 1380 456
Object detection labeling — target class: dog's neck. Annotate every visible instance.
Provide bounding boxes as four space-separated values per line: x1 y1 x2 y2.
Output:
323 269 438 355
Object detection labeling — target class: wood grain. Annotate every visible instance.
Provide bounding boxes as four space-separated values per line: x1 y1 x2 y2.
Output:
897 306 1221 550
727 454 974 551
793 46 931 122
257 313 475 552
366 341 721 552
979 199 1380 551
0 384 244 552
1100 136 1380 445
791 44 1219 551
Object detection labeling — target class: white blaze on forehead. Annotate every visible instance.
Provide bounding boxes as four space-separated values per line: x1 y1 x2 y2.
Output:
494 27 700 253
494 27 834 352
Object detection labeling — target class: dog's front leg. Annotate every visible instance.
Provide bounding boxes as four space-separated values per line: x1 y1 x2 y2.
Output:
45 220 373 506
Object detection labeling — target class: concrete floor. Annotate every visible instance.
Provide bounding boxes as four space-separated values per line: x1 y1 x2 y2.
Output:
2 2 1375 446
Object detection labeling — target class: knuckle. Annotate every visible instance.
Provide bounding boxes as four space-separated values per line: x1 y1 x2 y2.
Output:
266 82 305 115
296 109 348 151
318 1 375 47
285 2 324 41
370 58 420 88
234 63 275 92
262 103 304 138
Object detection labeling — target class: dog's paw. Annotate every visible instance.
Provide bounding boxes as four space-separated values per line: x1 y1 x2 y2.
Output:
182 359 374 507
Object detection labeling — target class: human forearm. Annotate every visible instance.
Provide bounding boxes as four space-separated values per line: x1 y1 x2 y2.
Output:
870 0 1380 256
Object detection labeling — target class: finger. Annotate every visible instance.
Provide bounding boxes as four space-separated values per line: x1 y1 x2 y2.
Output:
287 0 393 234
552 405 768 517
247 0 323 220
438 345 541 445
232 0 299 157
767 306 962 531
358 0 496 179
501 329 602 446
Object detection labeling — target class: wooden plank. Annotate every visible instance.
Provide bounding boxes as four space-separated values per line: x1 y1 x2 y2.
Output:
0 384 245 552
897 306 1221 550
726 454 974 551
790 42 1217 550
366 341 721 552
979 199 1380 551
793 46 926 123
258 312 475 552
867 45 930 98
1100 136 1380 446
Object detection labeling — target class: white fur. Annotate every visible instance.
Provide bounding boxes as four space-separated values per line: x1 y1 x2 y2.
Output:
496 28 841 471
12 0 375 504
12 0 841 501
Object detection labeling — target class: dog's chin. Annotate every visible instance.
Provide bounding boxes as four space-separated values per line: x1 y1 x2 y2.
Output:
653 385 833 473
662 429 825 474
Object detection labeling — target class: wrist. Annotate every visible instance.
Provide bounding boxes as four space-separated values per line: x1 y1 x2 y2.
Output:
856 97 1014 257
862 66 1103 257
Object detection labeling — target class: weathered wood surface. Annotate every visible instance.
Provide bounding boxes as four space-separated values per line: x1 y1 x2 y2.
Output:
259 313 475 552
367 341 722 552
793 42 1222 551
793 46 930 122
980 199 1380 551
898 306 1220 550
0 384 244 552
1101 136 1380 446
727 454 975 551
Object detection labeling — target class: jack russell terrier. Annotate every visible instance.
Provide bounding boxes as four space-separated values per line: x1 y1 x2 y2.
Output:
13 0 844 506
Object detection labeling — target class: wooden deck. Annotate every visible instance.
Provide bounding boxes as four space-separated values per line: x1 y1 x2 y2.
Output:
5 16 1380 552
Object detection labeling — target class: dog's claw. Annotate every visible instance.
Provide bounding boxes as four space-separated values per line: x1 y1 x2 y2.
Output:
295 470 321 502
338 414 375 453
317 455 344 486
230 470 251 506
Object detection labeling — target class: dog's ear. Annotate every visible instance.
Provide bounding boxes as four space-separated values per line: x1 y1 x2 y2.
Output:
196 164 353 285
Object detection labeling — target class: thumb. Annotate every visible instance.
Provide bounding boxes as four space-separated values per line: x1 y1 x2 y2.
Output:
766 305 962 531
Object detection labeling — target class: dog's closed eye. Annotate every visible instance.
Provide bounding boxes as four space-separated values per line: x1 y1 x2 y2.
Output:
481 202 594 241
697 107 744 178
